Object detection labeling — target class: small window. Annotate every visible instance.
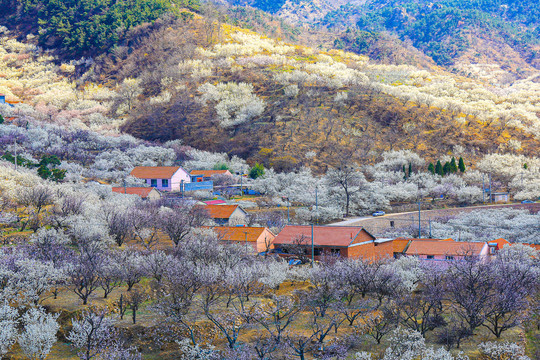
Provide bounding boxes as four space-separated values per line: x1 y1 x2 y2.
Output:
446 255 454 260
162 179 169 187
150 179 157 187
330 248 341 255
427 255 434 260
313 248 322 256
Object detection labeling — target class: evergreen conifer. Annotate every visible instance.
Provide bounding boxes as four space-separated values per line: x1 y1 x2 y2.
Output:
435 160 443 176
458 157 466 172
450 157 458 173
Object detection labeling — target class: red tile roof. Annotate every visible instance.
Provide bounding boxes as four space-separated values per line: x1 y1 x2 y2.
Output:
112 187 155 198
273 226 375 247
202 205 242 219
406 240 485 256
212 226 272 243
130 166 182 179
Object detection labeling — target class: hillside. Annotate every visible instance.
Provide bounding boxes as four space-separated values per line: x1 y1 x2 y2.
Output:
105 18 540 170
1 11 539 173
230 0 540 77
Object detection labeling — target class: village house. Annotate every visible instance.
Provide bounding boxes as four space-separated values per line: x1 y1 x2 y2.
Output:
201 204 248 226
343 237 411 260
190 169 233 182
0 94 14 107
112 187 162 201
211 226 276 254
403 239 488 260
489 192 510 203
0 94 21 108
272 225 377 259
351 236 535 262
130 166 190 192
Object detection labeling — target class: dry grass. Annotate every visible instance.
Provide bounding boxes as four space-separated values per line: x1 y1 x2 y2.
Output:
29 279 540 359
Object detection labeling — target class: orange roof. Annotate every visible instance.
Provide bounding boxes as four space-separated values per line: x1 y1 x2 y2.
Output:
202 205 243 219
524 243 540 251
112 187 155 198
406 240 485 256
489 238 511 249
391 238 411 253
190 170 232 177
273 226 375 247
212 226 272 242
130 166 182 179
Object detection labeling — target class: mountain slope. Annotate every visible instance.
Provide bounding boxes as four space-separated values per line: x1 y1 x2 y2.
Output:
1 8 539 173
228 0 540 76
111 20 539 171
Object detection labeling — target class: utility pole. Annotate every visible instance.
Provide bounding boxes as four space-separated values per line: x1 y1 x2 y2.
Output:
418 201 421 238
311 223 314 267
482 173 485 204
244 231 248 253
287 198 290 224
489 173 492 204
240 173 243 195
311 185 318 266
315 185 319 225
123 179 127 194
429 218 432 239
315 186 318 211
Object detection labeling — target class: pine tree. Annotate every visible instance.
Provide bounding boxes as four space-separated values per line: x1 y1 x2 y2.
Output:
458 157 466 172
403 165 408 180
428 163 435 174
435 160 443 176
450 157 458 173
408 163 413 177
443 162 450 175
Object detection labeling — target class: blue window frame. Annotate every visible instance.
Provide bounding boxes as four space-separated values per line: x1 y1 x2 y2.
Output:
162 179 169 187
150 179 157 187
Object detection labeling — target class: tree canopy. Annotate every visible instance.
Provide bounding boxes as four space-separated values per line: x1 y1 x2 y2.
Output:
1 0 200 56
